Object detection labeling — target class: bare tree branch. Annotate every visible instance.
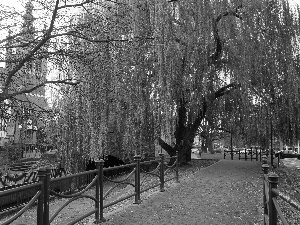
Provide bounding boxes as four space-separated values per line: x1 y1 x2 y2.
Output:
210 4 243 62
57 0 93 10
3 79 80 101
3 0 60 94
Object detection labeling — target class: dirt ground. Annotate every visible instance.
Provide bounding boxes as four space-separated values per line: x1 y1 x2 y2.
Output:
271 159 300 225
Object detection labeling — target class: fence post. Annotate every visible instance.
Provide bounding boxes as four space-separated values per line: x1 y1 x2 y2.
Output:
43 167 51 225
256 147 258 161
224 151 226 159
250 147 253 161
175 151 179 183
134 155 141 204
159 153 165 192
262 155 267 165
94 161 100 223
239 150 240 160
99 159 106 222
262 163 269 225
260 147 262 161
37 168 45 225
268 173 279 225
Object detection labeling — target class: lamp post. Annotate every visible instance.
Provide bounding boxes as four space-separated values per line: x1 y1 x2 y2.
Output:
271 120 273 167
270 101 275 167
230 130 233 160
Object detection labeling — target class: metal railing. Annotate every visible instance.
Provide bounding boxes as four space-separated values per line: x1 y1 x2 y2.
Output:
224 147 262 161
0 152 179 224
0 168 67 212
262 156 300 225
0 175 44 225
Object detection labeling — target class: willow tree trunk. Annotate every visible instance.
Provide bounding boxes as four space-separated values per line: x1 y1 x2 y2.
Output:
158 83 239 164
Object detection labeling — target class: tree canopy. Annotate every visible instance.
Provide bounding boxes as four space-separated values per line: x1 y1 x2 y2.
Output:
2 0 300 169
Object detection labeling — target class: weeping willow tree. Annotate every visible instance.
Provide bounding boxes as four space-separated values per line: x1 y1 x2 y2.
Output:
50 0 300 168
49 0 158 171
155 0 300 163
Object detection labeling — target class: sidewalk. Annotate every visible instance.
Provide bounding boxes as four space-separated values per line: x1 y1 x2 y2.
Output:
101 160 263 225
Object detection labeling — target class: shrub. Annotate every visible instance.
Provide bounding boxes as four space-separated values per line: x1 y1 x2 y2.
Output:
3 143 22 164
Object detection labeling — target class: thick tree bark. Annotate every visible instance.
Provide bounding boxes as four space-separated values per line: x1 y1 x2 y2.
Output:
158 83 239 164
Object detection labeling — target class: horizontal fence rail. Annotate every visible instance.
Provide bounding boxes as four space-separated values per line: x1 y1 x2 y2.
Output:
262 156 300 225
0 152 179 224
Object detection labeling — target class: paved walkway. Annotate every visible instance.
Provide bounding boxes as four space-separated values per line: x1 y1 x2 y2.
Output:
101 160 263 225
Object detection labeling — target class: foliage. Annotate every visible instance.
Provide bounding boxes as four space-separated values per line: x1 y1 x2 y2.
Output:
2 0 300 169
46 0 300 167
2 142 23 164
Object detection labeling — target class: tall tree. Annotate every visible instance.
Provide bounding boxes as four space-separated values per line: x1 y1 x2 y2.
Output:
156 0 300 163
54 0 300 167
4 0 300 168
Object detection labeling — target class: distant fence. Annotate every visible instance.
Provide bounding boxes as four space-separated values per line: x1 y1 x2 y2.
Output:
262 156 300 225
0 168 66 187
224 147 262 161
0 152 179 225
0 168 67 212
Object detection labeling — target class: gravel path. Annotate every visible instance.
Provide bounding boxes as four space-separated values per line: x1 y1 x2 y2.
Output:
100 160 263 225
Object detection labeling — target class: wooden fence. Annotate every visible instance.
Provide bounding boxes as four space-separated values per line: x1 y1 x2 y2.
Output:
262 156 300 225
0 153 179 225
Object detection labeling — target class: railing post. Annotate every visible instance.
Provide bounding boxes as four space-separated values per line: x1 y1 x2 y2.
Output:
37 168 45 225
134 155 141 204
256 147 258 161
224 151 226 159
159 153 165 192
245 149 247 161
268 173 279 225
43 167 51 225
262 155 268 165
260 147 262 161
239 150 240 160
250 147 253 161
94 161 100 223
175 151 179 183
262 163 269 225
99 159 106 222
